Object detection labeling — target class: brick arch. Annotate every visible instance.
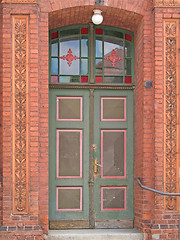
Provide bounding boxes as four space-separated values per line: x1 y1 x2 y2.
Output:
49 5 143 32
40 0 152 16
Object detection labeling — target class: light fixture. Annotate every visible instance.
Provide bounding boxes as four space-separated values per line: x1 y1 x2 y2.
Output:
95 0 104 5
92 9 103 25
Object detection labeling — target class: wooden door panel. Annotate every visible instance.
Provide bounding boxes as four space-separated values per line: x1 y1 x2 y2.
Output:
49 89 90 228
93 90 134 225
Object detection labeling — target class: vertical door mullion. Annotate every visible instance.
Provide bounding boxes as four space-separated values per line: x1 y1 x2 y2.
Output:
89 88 95 228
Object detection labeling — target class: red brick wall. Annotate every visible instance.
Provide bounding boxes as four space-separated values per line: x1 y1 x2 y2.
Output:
2 4 12 228
134 7 155 237
0 2 3 227
38 11 49 234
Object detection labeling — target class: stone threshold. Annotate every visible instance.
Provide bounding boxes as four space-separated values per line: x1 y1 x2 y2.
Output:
47 229 144 240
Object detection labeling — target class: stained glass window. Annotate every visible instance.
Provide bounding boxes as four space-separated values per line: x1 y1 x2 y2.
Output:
95 28 133 84
50 26 133 84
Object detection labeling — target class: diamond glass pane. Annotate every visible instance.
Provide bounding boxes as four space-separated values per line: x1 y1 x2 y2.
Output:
57 187 82 211
104 37 124 76
102 187 125 210
57 97 82 121
102 131 125 177
60 38 80 75
102 98 125 120
57 131 82 177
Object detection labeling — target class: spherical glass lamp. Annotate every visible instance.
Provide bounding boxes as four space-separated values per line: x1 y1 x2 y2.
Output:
92 9 103 25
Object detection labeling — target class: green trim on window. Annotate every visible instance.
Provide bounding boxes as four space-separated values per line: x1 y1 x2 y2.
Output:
49 25 134 85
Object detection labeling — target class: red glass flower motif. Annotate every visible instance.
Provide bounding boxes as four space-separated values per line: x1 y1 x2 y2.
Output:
60 49 80 67
104 49 123 67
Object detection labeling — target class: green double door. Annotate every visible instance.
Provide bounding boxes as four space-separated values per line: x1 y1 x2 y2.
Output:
49 87 134 229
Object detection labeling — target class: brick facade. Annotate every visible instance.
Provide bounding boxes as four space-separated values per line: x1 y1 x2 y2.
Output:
0 0 179 239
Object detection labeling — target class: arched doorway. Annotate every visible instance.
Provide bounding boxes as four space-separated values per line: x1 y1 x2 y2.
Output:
49 24 134 229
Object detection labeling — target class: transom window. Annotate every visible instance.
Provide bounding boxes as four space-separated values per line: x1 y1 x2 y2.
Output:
50 25 133 84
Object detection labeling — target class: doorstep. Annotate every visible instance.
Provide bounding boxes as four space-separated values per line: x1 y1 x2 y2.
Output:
47 229 144 240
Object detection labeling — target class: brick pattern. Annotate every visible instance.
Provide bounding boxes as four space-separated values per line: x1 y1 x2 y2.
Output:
38 11 49 234
154 0 180 7
49 6 142 32
1 0 37 3
134 8 155 236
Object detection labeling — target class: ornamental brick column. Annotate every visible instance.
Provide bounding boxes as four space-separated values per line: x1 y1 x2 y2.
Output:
152 0 180 239
0 0 49 238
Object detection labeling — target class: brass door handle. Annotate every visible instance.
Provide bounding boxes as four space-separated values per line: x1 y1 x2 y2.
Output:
93 144 102 173
94 158 98 174
95 163 102 167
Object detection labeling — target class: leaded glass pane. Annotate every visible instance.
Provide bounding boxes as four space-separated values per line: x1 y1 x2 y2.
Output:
96 59 103 75
104 30 123 39
96 38 103 58
51 76 58 83
59 76 80 83
104 76 123 84
51 58 58 75
81 38 88 57
50 26 134 85
104 37 124 76
51 42 58 56
60 29 79 38
60 39 80 75
104 37 123 55
81 59 88 75
125 41 131 57
125 59 131 75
